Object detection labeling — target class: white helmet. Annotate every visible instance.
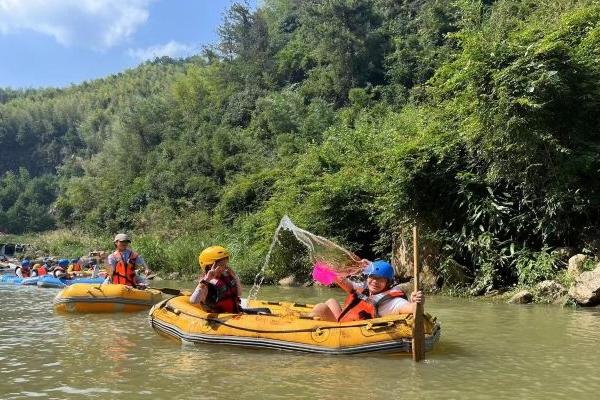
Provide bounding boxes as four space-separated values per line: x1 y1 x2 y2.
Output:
113 233 131 243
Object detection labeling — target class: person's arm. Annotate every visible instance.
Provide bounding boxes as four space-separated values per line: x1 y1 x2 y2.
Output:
189 280 210 304
15 268 23 278
106 255 114 277
189 266 220 304
334 276 355 293
135 255 151 276
334 258 371 293
103 255 115 284
393 291 425 314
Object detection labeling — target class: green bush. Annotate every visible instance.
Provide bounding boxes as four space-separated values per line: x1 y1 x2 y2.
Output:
515 248 562 286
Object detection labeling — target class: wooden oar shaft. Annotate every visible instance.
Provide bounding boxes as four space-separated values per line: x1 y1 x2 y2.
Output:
412 225 425 362
148 287 190 296
413 227 419 290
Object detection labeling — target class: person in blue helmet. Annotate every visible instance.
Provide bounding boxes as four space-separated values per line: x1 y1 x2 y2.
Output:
310 259 424 322
53 258 70 279
15 259 32 278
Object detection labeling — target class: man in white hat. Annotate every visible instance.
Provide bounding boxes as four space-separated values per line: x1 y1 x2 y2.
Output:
104 233 151 287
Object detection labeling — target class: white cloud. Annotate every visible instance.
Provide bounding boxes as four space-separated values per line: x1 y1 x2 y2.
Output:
0 0 152 49
128 40 196 61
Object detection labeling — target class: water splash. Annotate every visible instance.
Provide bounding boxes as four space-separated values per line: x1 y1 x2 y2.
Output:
246 217 287 300
247 215 361 300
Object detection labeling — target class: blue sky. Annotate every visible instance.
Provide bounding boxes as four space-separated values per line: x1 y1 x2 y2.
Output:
0 0 258 89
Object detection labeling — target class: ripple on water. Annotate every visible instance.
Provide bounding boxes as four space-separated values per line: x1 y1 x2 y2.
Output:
46 385 126 395
20 392 47 398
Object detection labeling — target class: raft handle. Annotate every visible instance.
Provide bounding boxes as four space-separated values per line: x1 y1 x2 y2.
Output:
165 304 182 316
364 321 395 331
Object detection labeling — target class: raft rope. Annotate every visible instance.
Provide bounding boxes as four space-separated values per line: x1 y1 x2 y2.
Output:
158 303 410 335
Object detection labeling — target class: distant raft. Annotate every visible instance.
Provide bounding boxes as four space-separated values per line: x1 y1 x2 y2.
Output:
21 276 40 286
37 275 105 288
149 296 441 355
0 275 40 285
54 283 162 313
0 275 24 285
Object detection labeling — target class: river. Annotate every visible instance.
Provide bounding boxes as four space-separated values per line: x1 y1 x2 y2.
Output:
1 283 599 399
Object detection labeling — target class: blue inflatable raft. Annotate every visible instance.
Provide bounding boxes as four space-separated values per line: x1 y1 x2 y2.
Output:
37 275 104 288
0 275 38 285
0 275 23 285
21 276 40 285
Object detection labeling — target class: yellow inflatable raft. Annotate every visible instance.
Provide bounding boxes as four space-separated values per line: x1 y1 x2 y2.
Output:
54 283 162 313
149 296 441 355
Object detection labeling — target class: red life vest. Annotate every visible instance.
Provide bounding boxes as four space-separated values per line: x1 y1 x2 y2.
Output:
111 250 138 286
205 274 240 313
337 285 406 322
37 266 47 276
16 267 31 278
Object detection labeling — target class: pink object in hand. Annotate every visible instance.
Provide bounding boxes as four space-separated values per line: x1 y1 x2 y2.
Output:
312 262 338 285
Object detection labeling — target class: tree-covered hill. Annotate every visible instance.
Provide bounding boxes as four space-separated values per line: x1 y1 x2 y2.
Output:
2 0 600 290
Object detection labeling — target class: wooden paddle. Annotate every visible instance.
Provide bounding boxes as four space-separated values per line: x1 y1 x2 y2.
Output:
148 287 191 296
412 225 425 362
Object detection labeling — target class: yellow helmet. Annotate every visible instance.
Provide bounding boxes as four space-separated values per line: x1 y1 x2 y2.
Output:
198 246 230 268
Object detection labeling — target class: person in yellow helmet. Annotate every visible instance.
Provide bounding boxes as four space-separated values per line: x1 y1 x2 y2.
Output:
189 246 243 313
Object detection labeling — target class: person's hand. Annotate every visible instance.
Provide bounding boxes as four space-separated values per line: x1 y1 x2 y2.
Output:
205 264 225 280
204 269 216 281
410 290 424 305
358 259 371 268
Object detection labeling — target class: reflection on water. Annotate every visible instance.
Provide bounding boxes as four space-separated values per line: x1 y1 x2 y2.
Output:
1 284 600 399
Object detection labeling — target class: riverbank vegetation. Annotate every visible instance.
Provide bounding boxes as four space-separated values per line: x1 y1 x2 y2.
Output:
2 0 600 292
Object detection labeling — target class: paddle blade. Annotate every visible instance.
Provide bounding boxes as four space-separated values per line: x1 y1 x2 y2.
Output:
311 262 338 285
412 303 425 361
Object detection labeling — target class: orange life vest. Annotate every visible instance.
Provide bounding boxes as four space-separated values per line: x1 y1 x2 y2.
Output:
205 274 240 313
111 250 138 286
72 263 82 272
37 266 47 276
337 285 406 322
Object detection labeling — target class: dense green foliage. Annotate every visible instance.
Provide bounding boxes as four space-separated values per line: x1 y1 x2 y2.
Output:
0 169 56 233
2 0 600 290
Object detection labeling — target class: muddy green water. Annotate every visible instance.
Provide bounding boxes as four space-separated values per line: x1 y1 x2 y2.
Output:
1 283 600 400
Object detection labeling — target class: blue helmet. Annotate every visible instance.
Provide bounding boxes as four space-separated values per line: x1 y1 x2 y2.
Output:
21 259 31 268
363 260 394 281
58 258 69 267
